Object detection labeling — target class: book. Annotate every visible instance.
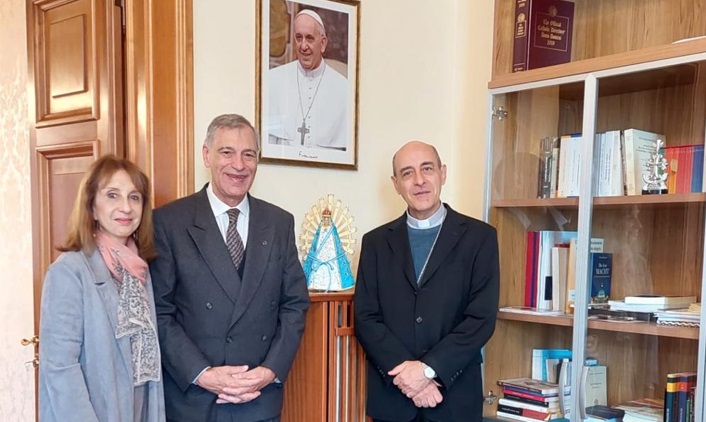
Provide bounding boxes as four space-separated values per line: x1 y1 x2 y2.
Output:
498 377 567 395
608 300 690 313
496 410 555 422
664 373 678 422
538 136 557 198
615 398 664 422
586 405 625 421
501 306 564 316
512 0 575 72
532 348 572 382
502 391 559 406
595 130 624 197
499 397 559 413
584 365 608 407
557 134 582 197
497 402 560 420
622 129 666 195
624 295 696 306
502 387 561 403
565 237 605 313
551 246 569 311
526 231 539 307
590 253 612 303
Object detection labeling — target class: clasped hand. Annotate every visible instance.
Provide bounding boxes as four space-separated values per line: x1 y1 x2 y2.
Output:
196 365 276 404
388 361 443 408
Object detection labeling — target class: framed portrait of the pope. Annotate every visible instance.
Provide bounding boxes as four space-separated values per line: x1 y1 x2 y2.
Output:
257 0 360 169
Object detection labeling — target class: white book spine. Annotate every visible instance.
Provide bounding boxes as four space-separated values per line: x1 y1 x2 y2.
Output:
569 135 582 197
608 130 624 196
624 129 638 195
558 136 570 197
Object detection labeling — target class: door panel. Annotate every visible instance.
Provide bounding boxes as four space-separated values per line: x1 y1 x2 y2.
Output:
38 145 97 265
34 0 104 127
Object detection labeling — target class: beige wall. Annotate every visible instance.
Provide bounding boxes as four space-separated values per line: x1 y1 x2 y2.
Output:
193 0 494 267
0 0 36 420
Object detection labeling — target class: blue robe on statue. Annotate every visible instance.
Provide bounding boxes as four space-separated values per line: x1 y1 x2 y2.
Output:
302 222 354 291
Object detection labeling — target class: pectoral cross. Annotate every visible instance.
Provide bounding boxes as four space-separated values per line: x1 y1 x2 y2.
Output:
297 120 310 145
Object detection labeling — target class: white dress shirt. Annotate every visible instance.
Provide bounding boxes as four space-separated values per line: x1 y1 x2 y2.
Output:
206 184 250 247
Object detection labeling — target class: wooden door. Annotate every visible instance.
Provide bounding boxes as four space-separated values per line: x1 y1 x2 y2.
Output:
26 0 124 329
24 1 194 407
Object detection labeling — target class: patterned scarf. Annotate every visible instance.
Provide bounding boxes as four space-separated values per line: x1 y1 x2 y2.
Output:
95 231 161 386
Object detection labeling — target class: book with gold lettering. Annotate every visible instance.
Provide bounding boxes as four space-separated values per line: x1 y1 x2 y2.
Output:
513 0 575 72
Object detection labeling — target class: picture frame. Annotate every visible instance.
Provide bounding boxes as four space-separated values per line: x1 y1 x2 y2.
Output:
256 0 360 170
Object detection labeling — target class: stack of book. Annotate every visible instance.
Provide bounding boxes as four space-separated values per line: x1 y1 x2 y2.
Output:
656 302 701 328
609 295 696 314
496 378 568 421
656 309 700 327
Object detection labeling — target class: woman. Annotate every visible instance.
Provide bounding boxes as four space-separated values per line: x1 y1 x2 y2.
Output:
39 155 165 422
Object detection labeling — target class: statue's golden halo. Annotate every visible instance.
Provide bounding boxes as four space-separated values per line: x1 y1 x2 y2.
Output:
299 194 357 260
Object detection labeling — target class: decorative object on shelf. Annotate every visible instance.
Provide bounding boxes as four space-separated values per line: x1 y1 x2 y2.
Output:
300 194 356 291
257 0 360 169
512 0 575 72
641 138 669 195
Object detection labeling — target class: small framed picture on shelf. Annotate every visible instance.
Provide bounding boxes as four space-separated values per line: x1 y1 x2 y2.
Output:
256 0 360 169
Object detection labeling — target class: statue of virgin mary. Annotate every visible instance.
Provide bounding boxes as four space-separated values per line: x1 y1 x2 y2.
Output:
302 208 354 291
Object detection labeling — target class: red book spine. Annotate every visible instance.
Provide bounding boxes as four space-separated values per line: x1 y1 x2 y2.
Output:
502 387 553 402
513 0 575 72
525 231 539 307
513 0 531 72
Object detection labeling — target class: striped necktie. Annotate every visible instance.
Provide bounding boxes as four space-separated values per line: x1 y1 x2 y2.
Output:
226 208 245 269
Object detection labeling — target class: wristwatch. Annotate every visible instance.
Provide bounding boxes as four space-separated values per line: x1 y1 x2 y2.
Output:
422 363 436 380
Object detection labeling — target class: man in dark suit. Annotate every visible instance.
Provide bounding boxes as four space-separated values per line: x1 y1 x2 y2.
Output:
150 114 310 422
354 141 500 422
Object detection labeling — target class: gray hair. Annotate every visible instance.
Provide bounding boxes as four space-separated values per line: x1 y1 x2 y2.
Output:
204 114 261 153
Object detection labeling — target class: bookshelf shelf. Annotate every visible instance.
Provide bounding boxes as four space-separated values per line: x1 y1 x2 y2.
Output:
489 39 706 90
498 311 700 340
492 197 578 208
587 319 699 340
492 193 706 209
498 310 574 327
593 193 706 207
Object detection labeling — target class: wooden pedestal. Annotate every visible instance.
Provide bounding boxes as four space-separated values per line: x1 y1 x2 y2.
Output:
281 292 368 422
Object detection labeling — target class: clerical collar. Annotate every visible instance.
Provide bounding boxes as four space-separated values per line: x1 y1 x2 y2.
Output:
206 183 250 219
406 204 446 230
297 60 326 78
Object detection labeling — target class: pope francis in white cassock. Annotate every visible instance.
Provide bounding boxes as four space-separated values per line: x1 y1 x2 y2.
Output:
267 9 349 150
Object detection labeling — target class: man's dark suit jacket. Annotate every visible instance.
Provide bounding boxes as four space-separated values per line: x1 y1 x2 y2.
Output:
354 205 499 422
150 187 310 422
